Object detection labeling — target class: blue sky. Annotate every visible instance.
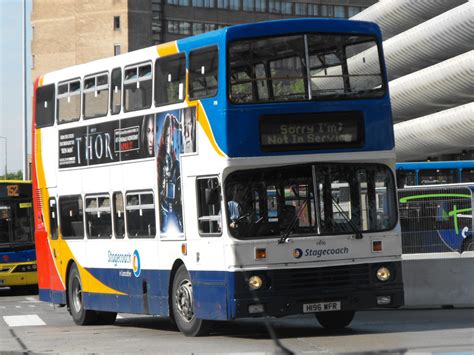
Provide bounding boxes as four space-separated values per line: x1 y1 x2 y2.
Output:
0 0 32 176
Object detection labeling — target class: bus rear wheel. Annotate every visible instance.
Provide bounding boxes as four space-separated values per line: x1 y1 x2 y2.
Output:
462 236 474 252
316 310 355 331
68 264 97 325
171 265 211 336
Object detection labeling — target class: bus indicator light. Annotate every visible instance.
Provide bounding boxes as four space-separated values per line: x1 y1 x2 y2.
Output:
181 243 187 256
255 248 266 260
372 241 382 252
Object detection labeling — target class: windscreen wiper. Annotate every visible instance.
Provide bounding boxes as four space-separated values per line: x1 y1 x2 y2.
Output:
331 197 364 239
278 200 307 244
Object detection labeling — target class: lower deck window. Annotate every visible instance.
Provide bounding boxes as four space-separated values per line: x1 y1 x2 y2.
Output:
85 195 112 238
113 192 125 238
126 192 156 238
197 177 222 236
59 195 84 239
419 169 457 185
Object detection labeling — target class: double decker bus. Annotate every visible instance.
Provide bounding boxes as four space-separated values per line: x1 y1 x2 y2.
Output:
396 161 474 188
0 181 37 291
33 18 403 336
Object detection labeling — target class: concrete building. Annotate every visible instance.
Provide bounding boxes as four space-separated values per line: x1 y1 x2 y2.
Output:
31 0 152 81
31 0 375 79
152 0 376 43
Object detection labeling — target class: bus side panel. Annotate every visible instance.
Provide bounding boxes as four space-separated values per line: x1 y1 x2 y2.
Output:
33 123 66 301
191 270 229 320
82 268 171 316
35 228 66 303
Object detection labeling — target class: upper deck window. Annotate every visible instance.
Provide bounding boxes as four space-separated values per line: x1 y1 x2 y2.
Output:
57 79 81 124
124 63 153 112
83 73 109 119
110 67 122 115
229 33 384 104
189 46 218 100
155 53 186 106
36 84 55 128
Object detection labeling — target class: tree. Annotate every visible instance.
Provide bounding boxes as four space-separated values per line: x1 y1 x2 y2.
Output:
0 170 23 181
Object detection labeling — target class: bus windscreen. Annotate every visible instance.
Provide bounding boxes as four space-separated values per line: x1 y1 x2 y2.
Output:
229 33 384 103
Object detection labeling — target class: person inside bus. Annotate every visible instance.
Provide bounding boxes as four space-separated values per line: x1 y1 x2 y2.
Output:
227 184 250 230
141 114 155 157
0 207 11 243
227 184 244 228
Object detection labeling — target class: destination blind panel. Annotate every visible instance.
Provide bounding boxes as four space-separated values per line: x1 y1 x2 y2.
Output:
259 111 364 152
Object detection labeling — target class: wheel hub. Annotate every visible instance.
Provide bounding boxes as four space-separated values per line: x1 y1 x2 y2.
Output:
175 279 194 322
72 278 82 313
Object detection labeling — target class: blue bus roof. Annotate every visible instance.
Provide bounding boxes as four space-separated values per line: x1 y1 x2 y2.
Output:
396 161 474 170
177 18 382 49
175 17 391 158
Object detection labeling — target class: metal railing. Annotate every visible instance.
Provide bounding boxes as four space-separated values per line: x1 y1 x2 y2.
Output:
398 184 474 254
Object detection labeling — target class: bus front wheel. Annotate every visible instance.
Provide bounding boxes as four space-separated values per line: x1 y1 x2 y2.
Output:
315 310 355 331
171 265 211 336
68 264 97 325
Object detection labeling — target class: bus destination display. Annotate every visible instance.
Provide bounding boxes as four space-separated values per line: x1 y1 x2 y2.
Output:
260 112 364 151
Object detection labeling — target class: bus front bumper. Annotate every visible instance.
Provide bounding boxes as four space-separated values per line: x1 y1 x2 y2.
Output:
0 263 38 287
231 261 404 319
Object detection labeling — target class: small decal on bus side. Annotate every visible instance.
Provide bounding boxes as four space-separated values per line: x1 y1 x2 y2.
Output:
132 250 141 277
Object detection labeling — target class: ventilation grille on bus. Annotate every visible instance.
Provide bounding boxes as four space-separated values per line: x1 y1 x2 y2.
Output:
270 263 371 291
34 189 43 211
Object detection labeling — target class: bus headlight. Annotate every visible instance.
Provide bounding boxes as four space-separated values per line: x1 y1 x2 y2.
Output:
376 266 391 282
13 264 37 273
248 275 263 290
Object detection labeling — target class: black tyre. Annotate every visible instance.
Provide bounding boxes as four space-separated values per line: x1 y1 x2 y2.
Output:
316 310 355 331
68 264 97 325
461 236 474 252
96 311 118 325
171 265 211 336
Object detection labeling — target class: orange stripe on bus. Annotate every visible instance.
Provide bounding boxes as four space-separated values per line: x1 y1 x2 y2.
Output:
196 102 226 158
156 42 178 57
35 130 125 295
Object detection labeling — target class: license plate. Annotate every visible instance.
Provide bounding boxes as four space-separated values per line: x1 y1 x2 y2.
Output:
0 279 4 285
303 301 341 313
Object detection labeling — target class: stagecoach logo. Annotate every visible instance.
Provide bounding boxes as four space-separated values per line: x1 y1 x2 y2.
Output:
293 247 350 259
132 250 141 277
292 248 303 259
